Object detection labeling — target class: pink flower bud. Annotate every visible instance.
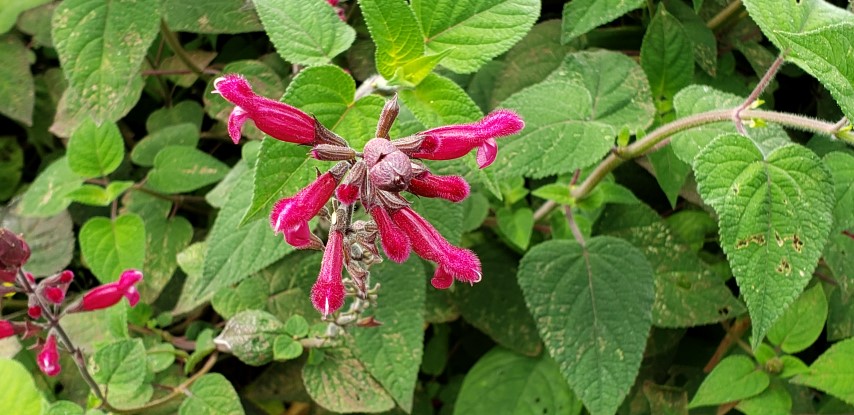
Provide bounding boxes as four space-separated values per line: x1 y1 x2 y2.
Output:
369 206 410 263
37 335 61 377
406 109 524 168
407 172 470 202
311 230 346 317
43 286 65 304
28 296 42 319
270 165 348 248
0 229 29 282
213 74 316 145
364 138 413 192
390 207 481 289
336 161 366 205
0 320 14 339
73 269 143 312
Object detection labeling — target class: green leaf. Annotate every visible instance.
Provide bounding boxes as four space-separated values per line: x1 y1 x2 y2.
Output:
254 0 355 66
358 0 424 80
410 195 464 245
693 135 834 348
388 50 451 87
641 6 694 103
777 23 854 122
689 355 770 408
647 145 692 208
272 336 303 361
490 19 578 107
241 139 323 225
215 310 285 366
131 123 200 167
186 329 216 375
0 35 34 126
532 183 573 205
663 0 717 76
495 207 533 250
79 214 146 283
52 0 160 123
454 347 581 415
642 383 689 415
517 237 654 415
411 0 539 73
61 304 129 353
137 215 193 303
284 315 309 337
548 50 656 133
178 373 245 415
496 80 614 178
0 0 51 33
670 85 791 164
163 0 262 34
453 241 542 356
0 137 23 200
736 379 792 415
146 343 176 373
596 203 745 328
146 100 205 133
1 208 74 276
767 284 828 353
46 401 84 415
92 339 153 409
302 346 396 413
181 171 292 311
147 146 229 194
561 0 644 43
352 259 425 411
792 337 854 406
66 184 112 206
825 152 854 233
741 0 852 52
0 359 44 415
400 73 483 127
212 277 268 319
67 118 125 178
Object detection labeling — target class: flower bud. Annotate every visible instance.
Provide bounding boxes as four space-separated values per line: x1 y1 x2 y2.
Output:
0 320 14 339
311 230 346 317
369 206 410 263
407 172 470 202
67 269 144 313
37 335 61 377
364 138 412 192
0 229 29 282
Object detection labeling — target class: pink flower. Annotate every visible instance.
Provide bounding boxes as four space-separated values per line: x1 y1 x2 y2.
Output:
369 206 410 263
213 74 316 145
390 207 481 289
0 320 14 339
311 230 346 317
71 269 143 312
407 172 470 202
37 335 61 377
270 163 348 248
404 110 524 168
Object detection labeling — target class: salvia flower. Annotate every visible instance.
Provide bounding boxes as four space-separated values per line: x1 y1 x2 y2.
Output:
68 269 143 312
311 229 346 317
213 74 317 145
214 76 524 315
37 335 60 377
401 109 525 168
0 320 14 339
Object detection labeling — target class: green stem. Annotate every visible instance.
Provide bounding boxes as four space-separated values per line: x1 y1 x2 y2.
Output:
706 0 743 30
159 20 204 77
571 109 842 201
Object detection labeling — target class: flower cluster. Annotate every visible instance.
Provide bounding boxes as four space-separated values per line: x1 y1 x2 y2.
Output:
0 229 144 377
214 74 524 317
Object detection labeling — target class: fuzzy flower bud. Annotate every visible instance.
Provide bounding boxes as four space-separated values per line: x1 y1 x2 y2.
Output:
404 109 524 168
369 206 410 263
407 172 470 202
0 320 14 339
311 230 346 317
213 74 316 145
37 335 60 377
0 229 29 283
390 207 481 289
364 138 413 192
270 163 349 248
68 269 143 313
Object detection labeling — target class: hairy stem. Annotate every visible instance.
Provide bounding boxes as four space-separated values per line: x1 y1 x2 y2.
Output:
706 0 743 30
572 108 843 201
732 52 787 134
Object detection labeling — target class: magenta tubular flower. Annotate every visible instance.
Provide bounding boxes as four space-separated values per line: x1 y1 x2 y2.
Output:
311 230 346 317
0 320 13 339
369 206 410 263
270 164 348 248
37 335 61 377
213 74 316 145
390 207 481 289
75 269 143 312
406 109 525 168
407 172 470 203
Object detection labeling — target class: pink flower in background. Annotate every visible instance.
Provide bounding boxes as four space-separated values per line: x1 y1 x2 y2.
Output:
37 335 61 377
213 75 524 317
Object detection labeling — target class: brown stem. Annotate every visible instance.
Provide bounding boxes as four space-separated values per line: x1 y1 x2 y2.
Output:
704 317 751 373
